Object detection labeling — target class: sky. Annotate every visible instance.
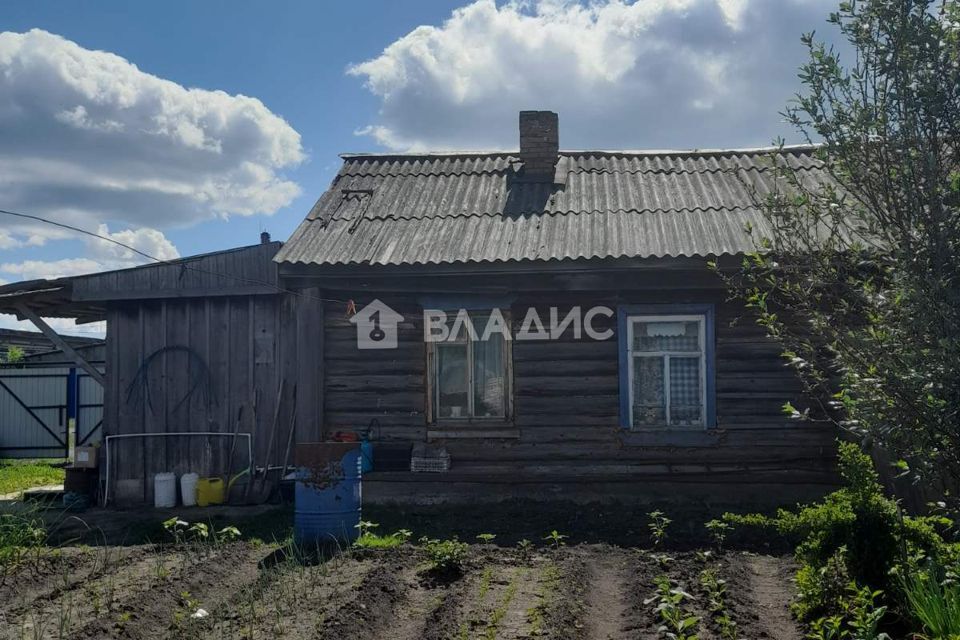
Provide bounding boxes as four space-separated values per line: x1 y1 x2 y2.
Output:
0 0 842 336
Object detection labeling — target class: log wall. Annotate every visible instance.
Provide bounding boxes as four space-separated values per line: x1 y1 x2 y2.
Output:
319 276 838 507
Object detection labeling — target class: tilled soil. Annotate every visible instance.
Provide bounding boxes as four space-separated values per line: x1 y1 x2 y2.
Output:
0 543 805 639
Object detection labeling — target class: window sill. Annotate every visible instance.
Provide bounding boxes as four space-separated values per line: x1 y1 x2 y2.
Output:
627 425 709 432
619 427 723 447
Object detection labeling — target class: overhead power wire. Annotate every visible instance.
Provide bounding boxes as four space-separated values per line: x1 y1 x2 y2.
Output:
0 207 350 306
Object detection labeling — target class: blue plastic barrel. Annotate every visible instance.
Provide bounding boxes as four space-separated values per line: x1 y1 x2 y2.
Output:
294 442 362 545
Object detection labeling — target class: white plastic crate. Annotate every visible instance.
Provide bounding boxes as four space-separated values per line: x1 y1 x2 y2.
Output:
410 443 450 473
410 453 450 473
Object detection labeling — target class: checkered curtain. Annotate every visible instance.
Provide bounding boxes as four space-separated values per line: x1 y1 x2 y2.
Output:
669 357 701 425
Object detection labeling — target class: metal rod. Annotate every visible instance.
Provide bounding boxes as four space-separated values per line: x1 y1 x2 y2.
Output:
279 385 298 480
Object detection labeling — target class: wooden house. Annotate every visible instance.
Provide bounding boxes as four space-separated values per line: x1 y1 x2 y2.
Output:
275 111 837 506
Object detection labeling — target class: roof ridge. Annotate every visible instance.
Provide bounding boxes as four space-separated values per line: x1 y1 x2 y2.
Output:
338 143 822 160
322 204 759 224
336 163 820 179
280 250 732 268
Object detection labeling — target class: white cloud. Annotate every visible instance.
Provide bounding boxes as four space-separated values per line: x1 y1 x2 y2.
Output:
0 222 180 285
0 314 105 338
0 29 305 249
348 0 839 151
88 224 180 263
0 258 103 281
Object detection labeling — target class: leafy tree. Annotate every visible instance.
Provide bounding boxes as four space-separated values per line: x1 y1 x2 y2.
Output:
724 0 960 486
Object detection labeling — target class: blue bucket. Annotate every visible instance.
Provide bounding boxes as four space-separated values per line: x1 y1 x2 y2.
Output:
294 443 362 545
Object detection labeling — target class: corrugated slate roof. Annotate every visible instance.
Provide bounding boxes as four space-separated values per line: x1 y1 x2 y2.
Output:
276 146 826 267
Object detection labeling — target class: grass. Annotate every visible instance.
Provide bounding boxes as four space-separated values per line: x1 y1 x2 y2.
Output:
0 459 65 495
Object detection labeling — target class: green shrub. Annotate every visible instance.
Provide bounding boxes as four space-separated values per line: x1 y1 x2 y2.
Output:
724 441 948 620
794 548 851 620
420 537 469 575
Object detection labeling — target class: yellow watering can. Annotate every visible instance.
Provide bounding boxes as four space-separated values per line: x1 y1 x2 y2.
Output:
196 469 250 507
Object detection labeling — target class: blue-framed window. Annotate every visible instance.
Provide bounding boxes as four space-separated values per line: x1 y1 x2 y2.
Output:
618 304 716 429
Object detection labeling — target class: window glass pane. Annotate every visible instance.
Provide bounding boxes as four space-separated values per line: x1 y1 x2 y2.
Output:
437 343 468 418
633 356 665 426
447 311 487 342
473 331 505 417
669 356 702 426
634 320 700 352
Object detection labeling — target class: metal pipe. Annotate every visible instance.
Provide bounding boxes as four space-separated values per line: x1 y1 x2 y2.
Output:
103 432 252 506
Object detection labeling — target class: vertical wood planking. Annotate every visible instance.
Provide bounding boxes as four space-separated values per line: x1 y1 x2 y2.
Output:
114 307 140 500
296 287 323 442
164 301 190 478
206 298 230 477
139 302 166 505
229 297 253 469
277 293 299 457
252 296 276 464
187 300 212 475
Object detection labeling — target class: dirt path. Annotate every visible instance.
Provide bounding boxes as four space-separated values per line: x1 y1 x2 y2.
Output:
493 565 542 639
739 554 803 640
317 558 414 640
583 552 628 640
379 569 454 640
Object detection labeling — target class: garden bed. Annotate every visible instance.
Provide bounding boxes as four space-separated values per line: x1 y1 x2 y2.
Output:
0 540 804 639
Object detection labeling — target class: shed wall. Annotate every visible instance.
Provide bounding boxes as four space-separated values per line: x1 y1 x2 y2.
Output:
103 289 322 505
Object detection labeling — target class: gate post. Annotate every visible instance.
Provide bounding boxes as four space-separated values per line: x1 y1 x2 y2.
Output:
66 368 78 460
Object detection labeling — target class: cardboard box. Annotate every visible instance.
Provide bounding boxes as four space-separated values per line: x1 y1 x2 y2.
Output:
73 446 99 469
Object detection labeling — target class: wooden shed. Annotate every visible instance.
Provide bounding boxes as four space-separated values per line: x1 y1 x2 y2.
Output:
0 239 323 505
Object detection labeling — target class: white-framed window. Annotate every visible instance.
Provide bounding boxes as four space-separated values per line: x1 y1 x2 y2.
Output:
626 314 707 429
428 311 511 421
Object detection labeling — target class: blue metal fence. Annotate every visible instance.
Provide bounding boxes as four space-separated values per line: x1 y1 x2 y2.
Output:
0 366 103 458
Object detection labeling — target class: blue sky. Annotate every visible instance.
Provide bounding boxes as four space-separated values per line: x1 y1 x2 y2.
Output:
2 1 464 260
0 0 841 334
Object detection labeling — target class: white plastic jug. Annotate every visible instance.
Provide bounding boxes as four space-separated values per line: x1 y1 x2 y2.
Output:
154 472 177 508
180 473 199 507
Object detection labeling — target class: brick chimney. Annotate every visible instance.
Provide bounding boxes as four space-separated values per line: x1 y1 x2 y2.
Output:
260 231 271 244
518 110 558 181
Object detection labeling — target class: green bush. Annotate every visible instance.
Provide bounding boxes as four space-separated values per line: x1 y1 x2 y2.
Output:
724 441 949 620
420 536 469 575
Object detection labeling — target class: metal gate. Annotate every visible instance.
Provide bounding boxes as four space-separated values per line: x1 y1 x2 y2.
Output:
0 366 103 458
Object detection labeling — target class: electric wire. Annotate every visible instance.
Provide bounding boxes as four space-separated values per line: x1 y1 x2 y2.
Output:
0 207 350 306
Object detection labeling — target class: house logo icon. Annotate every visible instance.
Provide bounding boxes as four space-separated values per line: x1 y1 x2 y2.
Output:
350 299 403 349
